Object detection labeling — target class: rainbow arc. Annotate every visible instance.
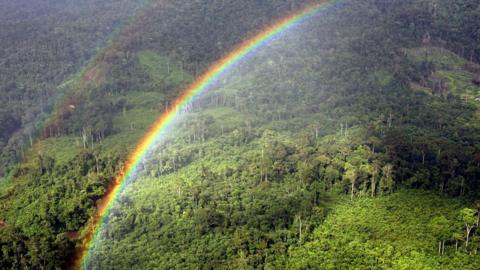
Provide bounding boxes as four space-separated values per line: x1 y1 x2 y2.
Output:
73 1 337 268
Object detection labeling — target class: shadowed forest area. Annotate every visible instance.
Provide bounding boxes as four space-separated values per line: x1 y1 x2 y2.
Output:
1 0 480 269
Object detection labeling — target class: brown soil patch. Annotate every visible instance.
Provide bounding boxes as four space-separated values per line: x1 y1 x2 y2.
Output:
65 231 79 239
83 66 100 82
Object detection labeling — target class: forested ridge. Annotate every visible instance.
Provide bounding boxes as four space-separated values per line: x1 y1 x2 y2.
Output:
0 0 145 175
1 0 480 269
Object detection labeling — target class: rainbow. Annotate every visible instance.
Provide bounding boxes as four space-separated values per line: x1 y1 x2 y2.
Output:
73 1 336 268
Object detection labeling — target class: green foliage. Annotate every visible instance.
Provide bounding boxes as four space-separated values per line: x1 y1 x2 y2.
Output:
0 150 123 269
408 47 467 69
138 50 193 91
429 215 451 242
0 225 74 270
287 191 479 269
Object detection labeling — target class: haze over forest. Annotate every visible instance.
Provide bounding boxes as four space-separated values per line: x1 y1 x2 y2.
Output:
1 0 480 269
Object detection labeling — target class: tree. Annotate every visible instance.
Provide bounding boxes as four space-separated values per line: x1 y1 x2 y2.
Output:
460 208 477 248
429 215 451 255
343 162 357 200
370 160 381 197
379 164 394 195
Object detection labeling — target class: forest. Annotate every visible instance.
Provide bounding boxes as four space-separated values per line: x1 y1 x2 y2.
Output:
1 0 480 269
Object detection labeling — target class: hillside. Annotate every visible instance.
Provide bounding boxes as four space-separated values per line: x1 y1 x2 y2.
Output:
1 0 480 269
289 190 479 269
0 0 146 175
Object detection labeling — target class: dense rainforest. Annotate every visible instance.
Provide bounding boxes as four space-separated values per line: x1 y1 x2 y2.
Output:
1 0 480 269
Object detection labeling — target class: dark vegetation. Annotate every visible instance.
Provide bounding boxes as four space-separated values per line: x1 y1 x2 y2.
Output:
0 0 145 175
1 0 480 269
